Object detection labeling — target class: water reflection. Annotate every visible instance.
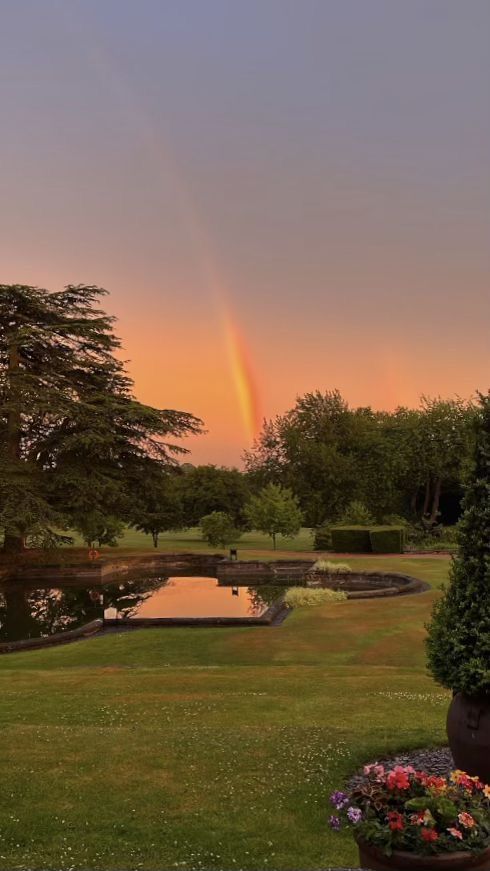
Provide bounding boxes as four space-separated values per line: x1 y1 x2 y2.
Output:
0 584 103 642
0 576 284 642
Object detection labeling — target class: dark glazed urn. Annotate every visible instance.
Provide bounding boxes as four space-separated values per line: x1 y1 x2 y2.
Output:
358 840 490 870
447 693 490 784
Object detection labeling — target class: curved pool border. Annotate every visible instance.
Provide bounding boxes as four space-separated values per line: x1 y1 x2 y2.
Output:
0 555 430 654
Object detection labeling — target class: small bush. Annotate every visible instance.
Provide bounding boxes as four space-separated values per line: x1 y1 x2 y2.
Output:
200 511 241 548
331 526 371 552
312 559 352 573
337 501 375 526
369 526 405 554
284 586 347 608
313 525 332 550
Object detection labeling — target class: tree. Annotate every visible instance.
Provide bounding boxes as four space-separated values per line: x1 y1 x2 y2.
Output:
200 511 241 549
130 468 184 548
75 512 124 549
244 390 477 527
245 483 303 549
0 284 202 552
177 464 250 527
426 393 490 695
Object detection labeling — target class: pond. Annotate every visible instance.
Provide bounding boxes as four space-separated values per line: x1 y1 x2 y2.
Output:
0 574 286 644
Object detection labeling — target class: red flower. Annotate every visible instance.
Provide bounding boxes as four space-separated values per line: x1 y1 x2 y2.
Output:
387 811 405 831
421 828 439 843
425 775 447 791
387 766 411 791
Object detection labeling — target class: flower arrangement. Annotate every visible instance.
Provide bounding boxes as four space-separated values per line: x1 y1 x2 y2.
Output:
329 765 490 857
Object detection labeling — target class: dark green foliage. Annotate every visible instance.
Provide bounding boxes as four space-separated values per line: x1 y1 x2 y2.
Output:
427 394 490 696
331 526 372 553
369 526 405 554
244 390 477 527
75 513 124 549
130 466 184 548
177 464 250 527
313 525 332 550
200 511 241 548
0 284 202 551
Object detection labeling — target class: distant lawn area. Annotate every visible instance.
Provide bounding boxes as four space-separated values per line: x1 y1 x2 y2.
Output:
64 525 452 560
0 556 450 870
68 525 317 556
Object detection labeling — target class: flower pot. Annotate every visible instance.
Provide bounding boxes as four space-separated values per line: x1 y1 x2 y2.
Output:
357 838 490 870
447 693 490 784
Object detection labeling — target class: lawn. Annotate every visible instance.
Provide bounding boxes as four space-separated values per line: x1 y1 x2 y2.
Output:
0 556 450 870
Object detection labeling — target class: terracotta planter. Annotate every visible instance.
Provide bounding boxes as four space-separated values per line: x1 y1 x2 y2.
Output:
357 838 490 870
447 693 490 784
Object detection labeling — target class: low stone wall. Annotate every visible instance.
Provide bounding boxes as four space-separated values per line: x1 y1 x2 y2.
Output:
105 594 288 630
3 552 226 584
0 618 103 654
217 562 429 597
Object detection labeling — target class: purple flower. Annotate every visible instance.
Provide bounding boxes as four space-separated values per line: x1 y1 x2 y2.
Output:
329 790 348 810
329 815 341 831
347 806 362 824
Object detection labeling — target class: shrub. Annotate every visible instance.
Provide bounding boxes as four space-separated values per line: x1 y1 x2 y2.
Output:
200 511 241 548
427 394 490 696
284 586 347 607
312 559 352 573
369 526 405 554
331 526 371 553
337 501 375 526
313 525 332 550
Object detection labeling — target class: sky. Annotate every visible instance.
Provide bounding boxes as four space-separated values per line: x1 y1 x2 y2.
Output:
1 0 489 466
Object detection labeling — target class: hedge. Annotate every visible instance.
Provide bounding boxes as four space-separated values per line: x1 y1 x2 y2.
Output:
313 525 332 550
331 525 405 554
331 526 372 553
369 526 405 554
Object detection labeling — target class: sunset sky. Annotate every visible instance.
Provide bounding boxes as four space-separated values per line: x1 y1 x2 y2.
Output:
1 0 489 465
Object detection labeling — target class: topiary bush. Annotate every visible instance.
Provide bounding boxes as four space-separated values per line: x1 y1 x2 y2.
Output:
331 526 371 552
369 526 405 554
426 394 490 696
313 525 332 550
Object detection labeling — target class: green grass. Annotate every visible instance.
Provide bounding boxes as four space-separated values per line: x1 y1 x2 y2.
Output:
0 556 451 870
67 525 317 556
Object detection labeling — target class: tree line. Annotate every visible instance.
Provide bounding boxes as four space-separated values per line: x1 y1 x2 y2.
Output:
0 284 480 555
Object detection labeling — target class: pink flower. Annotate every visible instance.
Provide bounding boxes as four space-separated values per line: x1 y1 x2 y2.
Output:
458 812 476 829
364 763 385 781
447 828 463 840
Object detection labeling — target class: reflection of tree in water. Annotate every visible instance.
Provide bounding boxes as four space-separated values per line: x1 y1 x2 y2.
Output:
246 585 287 615
0 585 102 642
0 577 286 640
0 575 167 642
101 575 166 618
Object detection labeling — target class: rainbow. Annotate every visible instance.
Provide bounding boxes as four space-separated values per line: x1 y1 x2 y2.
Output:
222 312 262 443
73 22 262 445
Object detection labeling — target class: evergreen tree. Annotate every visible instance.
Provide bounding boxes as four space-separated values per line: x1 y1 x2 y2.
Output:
0 284 202 552
426 393 490 695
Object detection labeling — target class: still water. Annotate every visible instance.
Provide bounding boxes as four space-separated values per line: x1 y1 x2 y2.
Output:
0 575 283 642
